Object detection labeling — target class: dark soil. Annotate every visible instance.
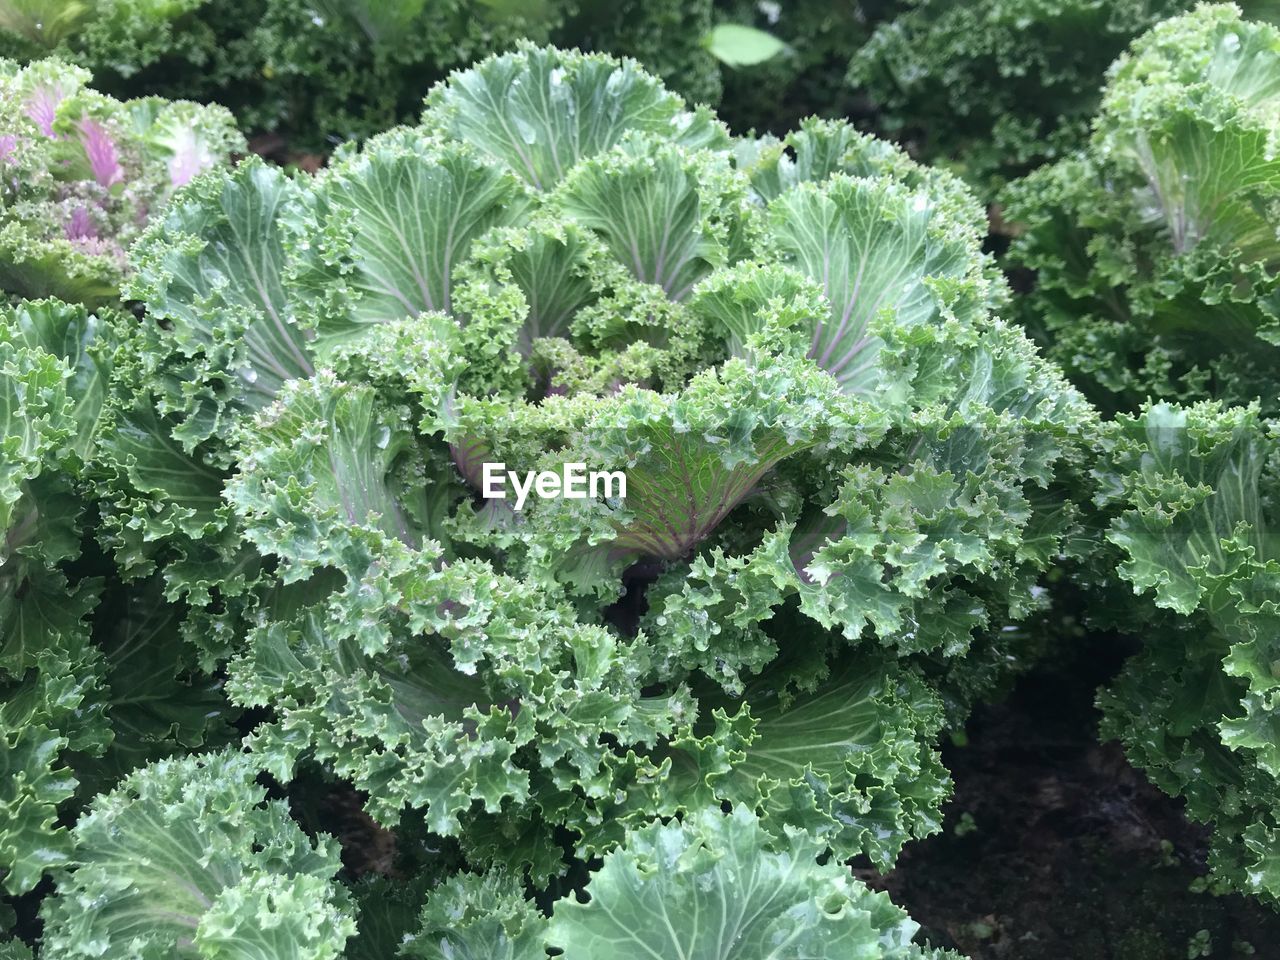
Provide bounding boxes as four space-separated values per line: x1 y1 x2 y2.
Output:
865 633 1280 960
246 133 327 173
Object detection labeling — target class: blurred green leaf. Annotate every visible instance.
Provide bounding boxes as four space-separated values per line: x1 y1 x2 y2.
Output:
701 23 785 67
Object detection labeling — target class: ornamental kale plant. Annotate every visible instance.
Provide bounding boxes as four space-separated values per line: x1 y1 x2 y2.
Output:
1001 2 1280 910
0 56 242 307
1003 3 1280 415
1091 401 1280 906
1 42 1094 958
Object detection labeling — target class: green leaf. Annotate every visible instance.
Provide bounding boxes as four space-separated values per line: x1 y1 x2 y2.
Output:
555 137 752 301
767 173 981 394
0 612 106 895
546 806 960 960
423 44 729 191
1 299 113 462
126 158 315 418
295 133 532 340
0 721 77 895
194 873 355 960
93 576 237 776
671 650 951 868
0 328 71 535
226 370 459 580
702 23 786 68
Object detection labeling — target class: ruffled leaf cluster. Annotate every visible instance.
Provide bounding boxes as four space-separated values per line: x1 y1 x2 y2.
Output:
40 749 356 958
0 297 241 907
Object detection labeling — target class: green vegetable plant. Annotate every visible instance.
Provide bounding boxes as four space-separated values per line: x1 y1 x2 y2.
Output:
1092 400 1280 905
1002 3 1280 908
1003 3 1280 415
1 40 1096 957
